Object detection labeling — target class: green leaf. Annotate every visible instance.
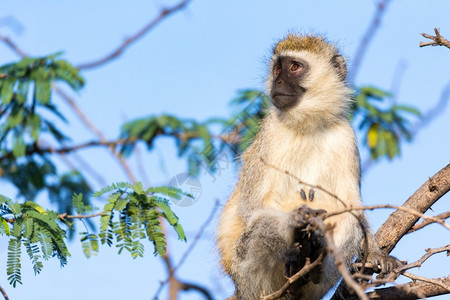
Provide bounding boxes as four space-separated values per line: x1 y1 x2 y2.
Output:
29 114 41 140
34 78 51 104
2 218 11 235
38 231 54 260
144 209 166 256
392 104 421 116
23 241 43 275
80 232 99 258
16 79 30 104
24 217 34 239
10 202 22 216
7 237 22 287
93 182 130 197
130 182 144 194
13 135 26 158
1 77 16 104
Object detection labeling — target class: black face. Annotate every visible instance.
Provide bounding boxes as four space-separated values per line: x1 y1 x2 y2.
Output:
270 56 309 110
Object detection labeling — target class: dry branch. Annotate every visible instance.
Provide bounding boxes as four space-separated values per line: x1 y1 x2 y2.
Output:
402 272 450 293
0 34 27 58
362 276 450 300
0 284 8 300
348 0 392 84
180 281 215 300
76 0 192 70
375 164 450 254
396 244 450 273
58 212 105 220
152 200 219 300
260 253 325 300
420 28 450 49
408 211 450 233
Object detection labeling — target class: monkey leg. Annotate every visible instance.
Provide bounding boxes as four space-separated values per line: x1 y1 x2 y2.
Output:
231 209 291 299
231 207 330 300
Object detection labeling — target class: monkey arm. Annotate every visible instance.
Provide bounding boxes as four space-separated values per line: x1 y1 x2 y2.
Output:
217 187 244 275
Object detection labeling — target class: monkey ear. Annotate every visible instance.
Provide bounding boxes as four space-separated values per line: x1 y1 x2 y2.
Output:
331 55 347 81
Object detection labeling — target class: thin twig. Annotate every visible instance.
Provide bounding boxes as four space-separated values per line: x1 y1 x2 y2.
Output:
396 244 450 273
58 212 105 220
76 0 193 70
408 211 450 234
420 28 450 49
412 81 450 135
260 253 325 300
361 276 450 299
362 81 450 175
376 163 450 254
402 272 450 292
0 33 139 183
53 85 137 183
0 33 27 57
0 284 9 300
69 151 108 187
323 224 368 300
153 199 220 299
260 157 348 209
261 157 450 231
348 0 392 84
180 281 215 300
325 204 450 231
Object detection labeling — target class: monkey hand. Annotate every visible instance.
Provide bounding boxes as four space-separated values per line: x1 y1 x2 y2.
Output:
285 205 327 283
288 204 326 242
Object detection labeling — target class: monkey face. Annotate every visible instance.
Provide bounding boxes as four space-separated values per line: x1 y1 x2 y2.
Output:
270 56 309 110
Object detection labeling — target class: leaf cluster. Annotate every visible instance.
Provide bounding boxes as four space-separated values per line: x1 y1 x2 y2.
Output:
91 182 187 258
353 86 421 160
118 90 269 175
1 182 187 286
0 195 69 287
0 157 92 227
0 53 84 159
119 114 221 175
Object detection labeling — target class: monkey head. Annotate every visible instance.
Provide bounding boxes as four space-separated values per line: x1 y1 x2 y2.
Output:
266 34 352 131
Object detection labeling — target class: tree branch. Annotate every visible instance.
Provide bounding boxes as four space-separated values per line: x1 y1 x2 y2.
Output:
348 0 392 84
0 33 27 58
420 28 450 49
260 253 325 300
396 244 450 273
153 199 220 299
408 211 450 234
362 276 450 300
402 272 450 293
0 284 9 300
76 0 193 70
180 281 215 300
375 163 450 254
58 212 105 220
324 204 450 231
53 85 137 183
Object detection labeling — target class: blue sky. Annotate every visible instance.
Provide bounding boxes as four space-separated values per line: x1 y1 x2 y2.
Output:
0 1 449 299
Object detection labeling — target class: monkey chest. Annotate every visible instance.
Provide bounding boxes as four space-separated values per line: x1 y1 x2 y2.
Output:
264 142 337 212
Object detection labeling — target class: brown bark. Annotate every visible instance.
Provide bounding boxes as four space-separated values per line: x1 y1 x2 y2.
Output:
375 164 450 254
346 276 450 300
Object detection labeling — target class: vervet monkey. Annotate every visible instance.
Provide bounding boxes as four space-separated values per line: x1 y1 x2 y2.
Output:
217 34 399 299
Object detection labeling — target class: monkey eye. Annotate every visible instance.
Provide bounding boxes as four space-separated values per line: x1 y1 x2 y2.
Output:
290 63 302 71
275 67 281 75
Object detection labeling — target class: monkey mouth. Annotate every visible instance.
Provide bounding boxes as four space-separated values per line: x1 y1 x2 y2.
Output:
271 95 298 110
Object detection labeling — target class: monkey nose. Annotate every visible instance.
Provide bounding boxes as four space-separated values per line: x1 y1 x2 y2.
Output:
277 80 283 85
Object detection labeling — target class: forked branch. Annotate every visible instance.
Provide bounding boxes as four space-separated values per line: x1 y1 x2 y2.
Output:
420 28 450 49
